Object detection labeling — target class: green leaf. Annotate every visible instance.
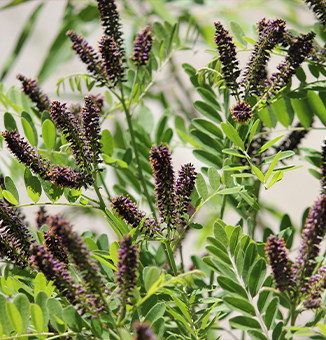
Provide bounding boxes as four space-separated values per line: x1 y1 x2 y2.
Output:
307 91 326 126
190 129 223 154
138 105 154 134
206 246 232 266
47 298 65 333
193 149 222 168
6 302 22 334
265 151 281 183
273 322 284 340
194 101 222 124
42 181 64 203
229 316 260 331
242 243 257 284
30 304 44 333
22 111 38 146
36 291 49 330
1 3 44 80
196 88 221 111
101 129 113 156
5 176 19 203
27 176 42 203
247 330 269 340
291 98 313 128
64 188 82 203
155 114 169 145
171 295 191 323
230 21 247 47
265 297 279 329
13 294 29 333
222 148 246 158
192 118 223 139
63 306 83 332
42 120 56 150
119 328 133 340
221 122 244 150
208 167 220 191
223 296 255 316
152 317 165 339
4 112 18 131
218 186 244 195
175 115 187 143
110 241 120 266
247 119 260 147
229 226 241 256
90 318 103 337
259 151 295 166
251 164 264 183
217 276 248 299
266 171 283 189
271 99 291 127
144 267 161 292
2 191 18 205
144 302 166 324
84 237 98 251
214 221 228 245
256 135 284 154
196 173 208 200
0 295 12 336
248 258 266 296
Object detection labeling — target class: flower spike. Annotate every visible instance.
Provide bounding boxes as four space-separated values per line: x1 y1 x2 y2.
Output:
304 0 326 27
131 26 155 66
230 101 253 124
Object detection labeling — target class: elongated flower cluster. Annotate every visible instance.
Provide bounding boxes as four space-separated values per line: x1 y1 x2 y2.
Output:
261 32 315 101
275 122 312 153
241 19 286 96
303 265 326 308
293 194 326 293
321 140 326 194
97 0 124 58
30 245 103 317
98 36 125 87
36 206 48 229
51 101 92 170
2 130 94 189
115 234 139 304
111 195 157 236
17 74 51 112
0 200 35 268
66 30 106 84
230 101 253 124
131 26 154 66
82 96 102 165
53 220 106 301
214 22 240 94
265 235 294 293
304 0 326 27
132 321 156 340
89 93 104 112
150 144 178 227
175 163 197 219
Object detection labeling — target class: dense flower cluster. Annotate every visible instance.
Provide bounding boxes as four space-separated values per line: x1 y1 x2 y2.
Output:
150 144 178 227
214 21 240 94
292 194 326 293
132 321 156 340
50 101 93 170
111 195 157 236
304 0 326 27
230 101 253 124
265 235 294 293
321 140 326 194
16 74 51 112
131 26 154 66
115 234 139 304
303 265 326 308
241 19 286 96
2 130 94 189
66 30 106 84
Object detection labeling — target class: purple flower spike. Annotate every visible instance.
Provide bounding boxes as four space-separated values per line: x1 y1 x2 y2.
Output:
265 235 294 294
321 140 326 194
150 144 177 228
303 265 326 309
131 26 155 66
17 74 51 112
111 195 157 237
293 194 326 293
214 22 240 95
115 234 139 304
304 0 326 27
230 101 253 124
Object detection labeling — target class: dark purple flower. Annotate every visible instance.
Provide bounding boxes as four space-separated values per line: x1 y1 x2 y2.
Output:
132 321 156 340
230 101 253 124
115 234 139 304
111 195 157 236
303 265 326 308
321 140 326 193
16 74 51 112
175 163 197 220
275 121 312 153
82 96 102 165
304 0 326 27
66 30 106 85
36 206 48 229
150 144 177 228
265 235 294 294
242 19 286 96
131 26 154 66
99 36 125 87
293 194 326 293
214 21 240 94
88 94 104 112
96 0 125 58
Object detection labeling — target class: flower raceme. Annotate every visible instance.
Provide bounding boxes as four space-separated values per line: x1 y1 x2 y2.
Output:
131 26 155 67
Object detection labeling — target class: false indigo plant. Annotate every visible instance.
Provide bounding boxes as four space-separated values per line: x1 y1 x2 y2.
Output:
2 0 326 340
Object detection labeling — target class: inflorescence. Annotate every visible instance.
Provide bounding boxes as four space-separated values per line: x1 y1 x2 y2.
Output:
131 26 155 67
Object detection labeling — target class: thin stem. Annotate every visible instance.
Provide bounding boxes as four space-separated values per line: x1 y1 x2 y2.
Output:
98 170 112 200
165 241 178 275
16 202 100 210
220 195 227 220
119 83 157 219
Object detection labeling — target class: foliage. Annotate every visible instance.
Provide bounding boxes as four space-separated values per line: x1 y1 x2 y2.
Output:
1 0 326 340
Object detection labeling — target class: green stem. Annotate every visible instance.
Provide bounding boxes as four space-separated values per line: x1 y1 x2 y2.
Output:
119 83 157 219
220 195 227 220
16 202 99 210
93 181 106 210
165 241 178 275
98 170 112 200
